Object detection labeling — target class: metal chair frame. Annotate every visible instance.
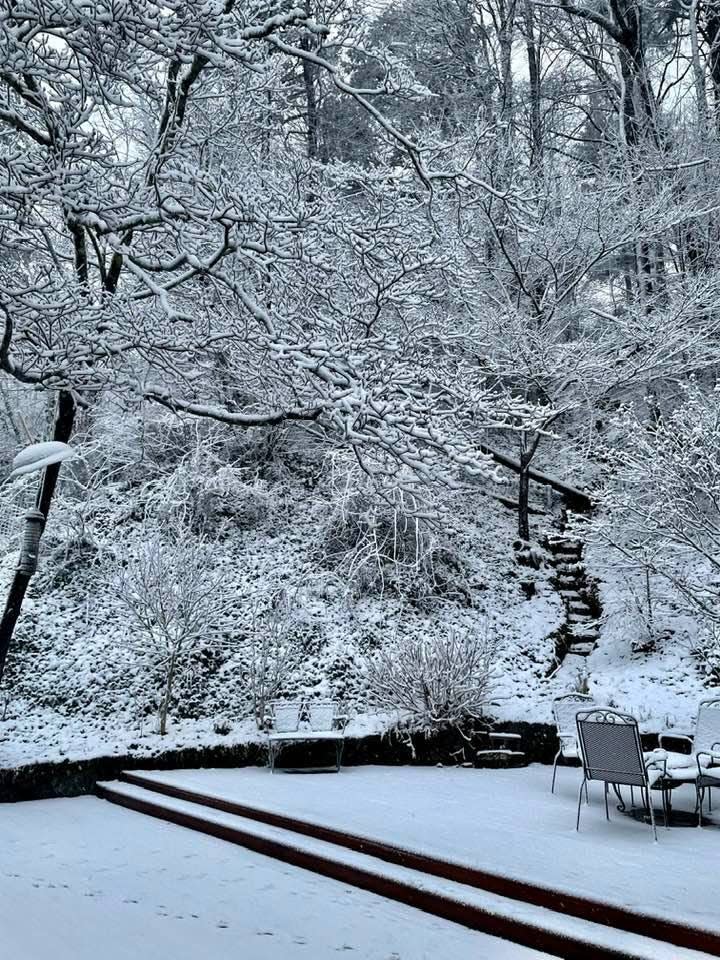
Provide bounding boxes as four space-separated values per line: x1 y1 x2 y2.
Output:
658 699 720 825
575 708 667 842
265 698 348 773
691 699 720 825
551 693 595 794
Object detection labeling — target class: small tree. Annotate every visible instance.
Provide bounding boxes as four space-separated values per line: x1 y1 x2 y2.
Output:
115 529 232 735
247 588 304 730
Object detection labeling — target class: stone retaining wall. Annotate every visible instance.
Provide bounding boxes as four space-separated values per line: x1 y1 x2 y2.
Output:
0 721 564 802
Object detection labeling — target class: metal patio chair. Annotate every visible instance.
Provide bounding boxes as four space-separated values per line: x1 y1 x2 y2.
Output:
551 692 595 793
266 698 303 734
265 698 348 773
575 708 667 841
697 749 720 826
657 699 720 823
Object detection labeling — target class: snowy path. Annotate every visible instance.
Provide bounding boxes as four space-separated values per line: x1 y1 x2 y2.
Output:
130 763 720 932
2 795 549 960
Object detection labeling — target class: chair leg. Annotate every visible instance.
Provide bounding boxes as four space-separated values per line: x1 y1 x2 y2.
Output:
664 783 672 829
709 787 713 812
697 784 705 827
585 779 589 804
551 750 561 794
604 781 610 820
647 786 658 842
576 777 587 831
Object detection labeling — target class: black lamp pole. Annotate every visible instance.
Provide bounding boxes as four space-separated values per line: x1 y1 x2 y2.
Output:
0 464 60 685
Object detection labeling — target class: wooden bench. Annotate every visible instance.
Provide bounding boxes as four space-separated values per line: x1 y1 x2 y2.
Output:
265 699 348 772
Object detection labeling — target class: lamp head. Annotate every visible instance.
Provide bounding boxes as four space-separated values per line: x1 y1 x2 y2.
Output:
9 441 77 478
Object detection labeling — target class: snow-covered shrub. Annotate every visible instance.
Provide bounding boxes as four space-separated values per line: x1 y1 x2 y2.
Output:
112 527 234 735
144 459 271 534
366 627 501 730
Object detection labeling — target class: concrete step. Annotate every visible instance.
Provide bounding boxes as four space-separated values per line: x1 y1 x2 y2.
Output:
555 563 583 574
569 626 600 640
95 774 720 959
475 749 527 769
568 613 595 623
560 590 582 600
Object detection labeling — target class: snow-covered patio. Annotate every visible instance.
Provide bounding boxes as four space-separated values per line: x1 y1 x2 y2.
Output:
3 792 549 960
128 762 720 932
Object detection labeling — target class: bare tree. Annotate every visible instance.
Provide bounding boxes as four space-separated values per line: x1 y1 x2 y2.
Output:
114 528 232 735
246 588 304 730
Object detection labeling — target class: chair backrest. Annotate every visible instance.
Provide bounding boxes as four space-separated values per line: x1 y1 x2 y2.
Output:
552 693 595 752
307 699 336 732
270 699 303 733
694 699 720 753
575 708 647 786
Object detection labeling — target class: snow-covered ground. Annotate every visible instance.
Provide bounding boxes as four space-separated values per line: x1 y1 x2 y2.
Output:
132 764 720 932
3 793 549 960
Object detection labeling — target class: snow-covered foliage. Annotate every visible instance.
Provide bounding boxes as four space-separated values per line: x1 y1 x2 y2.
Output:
1 0 719 769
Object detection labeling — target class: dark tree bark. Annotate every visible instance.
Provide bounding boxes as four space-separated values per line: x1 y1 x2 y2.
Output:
517 431 542 542
523 0 543 172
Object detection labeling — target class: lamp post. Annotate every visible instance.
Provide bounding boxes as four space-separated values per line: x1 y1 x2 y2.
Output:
0 441 76 684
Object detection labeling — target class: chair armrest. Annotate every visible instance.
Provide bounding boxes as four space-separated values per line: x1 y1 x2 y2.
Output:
697 751 720 774
557 732 577 743
333 714 349 732
658 732 693 751
645 749 668 779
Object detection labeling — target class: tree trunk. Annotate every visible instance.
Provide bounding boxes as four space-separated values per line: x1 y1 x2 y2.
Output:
301 1 321 160
517 431 541 541
159 653 177 736
523 0 543 172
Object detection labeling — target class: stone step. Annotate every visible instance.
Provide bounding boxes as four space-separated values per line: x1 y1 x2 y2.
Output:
559 590 582 600
568 626 600 640
568 602 592 615
568 613 594 623
547 535 582 544
554 563 583 574
567 642 595 656
554 554 582 565
557 576 579 587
